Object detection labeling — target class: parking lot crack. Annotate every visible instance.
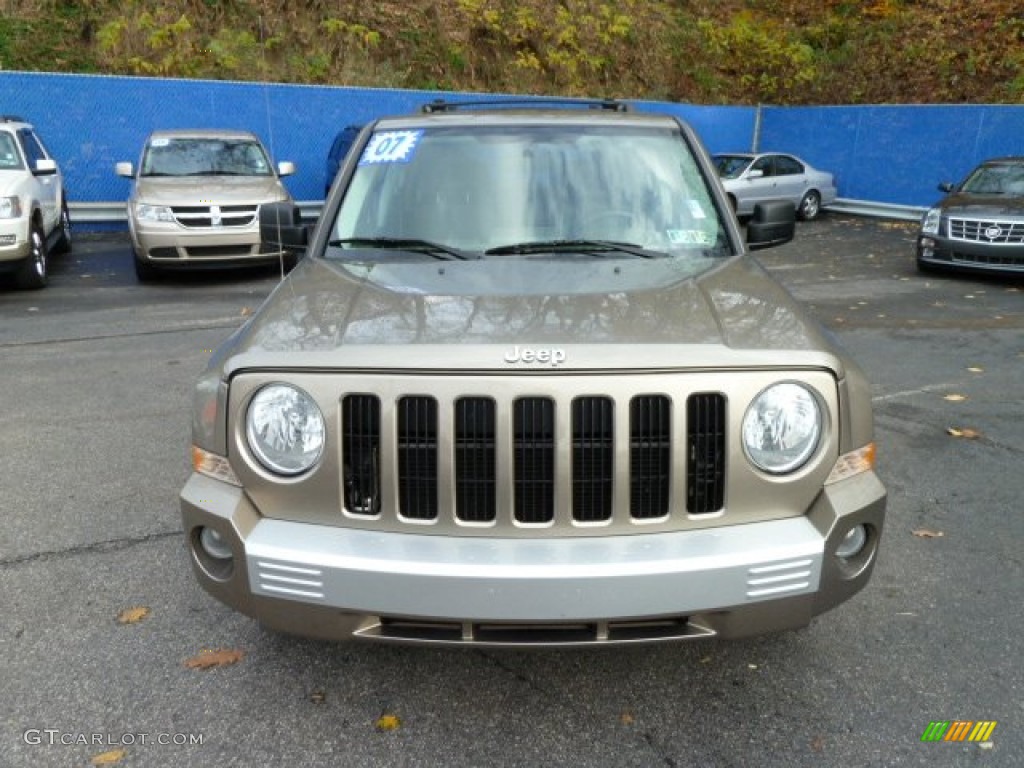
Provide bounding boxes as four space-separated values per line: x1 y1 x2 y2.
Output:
0 529 182 568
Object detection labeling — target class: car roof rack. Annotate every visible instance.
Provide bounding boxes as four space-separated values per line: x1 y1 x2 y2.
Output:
1 115 26 123
420 98 631 114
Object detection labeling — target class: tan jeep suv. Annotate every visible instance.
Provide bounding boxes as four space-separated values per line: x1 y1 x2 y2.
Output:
116 129 294 281
182 100 886 646
0 115 71 289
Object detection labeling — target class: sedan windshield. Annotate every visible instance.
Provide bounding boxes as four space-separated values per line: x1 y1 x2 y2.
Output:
141 138 272 177
330 124 730 261
714 154 753 179
961 163 1024 195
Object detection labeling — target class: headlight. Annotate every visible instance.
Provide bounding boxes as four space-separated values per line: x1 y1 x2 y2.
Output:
0 196 23 219
135 203 174 222
246 384 325 475
920 207 941 235
742 382 822 474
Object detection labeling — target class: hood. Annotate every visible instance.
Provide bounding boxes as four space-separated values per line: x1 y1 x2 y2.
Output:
938 192 1024 217
214 254 844 376
132 175 287 205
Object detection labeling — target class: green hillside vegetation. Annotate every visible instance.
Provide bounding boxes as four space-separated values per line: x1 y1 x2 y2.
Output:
2 0 1022 104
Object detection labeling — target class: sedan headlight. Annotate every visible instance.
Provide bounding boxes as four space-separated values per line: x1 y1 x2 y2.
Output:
246 384 325 475
920 207 942 235
135 203 175 222
742 382 822 474
0 196 23 219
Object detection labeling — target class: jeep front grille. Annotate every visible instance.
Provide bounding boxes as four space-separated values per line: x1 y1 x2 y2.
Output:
341 391 725 526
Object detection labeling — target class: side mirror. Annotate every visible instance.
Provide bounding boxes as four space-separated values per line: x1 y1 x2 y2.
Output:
277 161 296 177
260 201 308 254
938 181 955 193
746 200 796 251
34 158 58 176
115 162 134 178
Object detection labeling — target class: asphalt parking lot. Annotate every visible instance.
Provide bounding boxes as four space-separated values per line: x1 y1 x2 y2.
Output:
1 216 1022 767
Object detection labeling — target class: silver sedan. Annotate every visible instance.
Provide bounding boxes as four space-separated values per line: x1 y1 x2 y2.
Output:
715 152 838 221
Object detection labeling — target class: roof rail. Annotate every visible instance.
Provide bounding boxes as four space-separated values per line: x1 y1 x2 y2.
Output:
1 115 26 123
420 98 631 114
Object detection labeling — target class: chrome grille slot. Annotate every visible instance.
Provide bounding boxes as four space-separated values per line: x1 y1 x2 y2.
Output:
514 397 556 524
454 397 496 523
687 393 726 514
572 397 615 522
397 396 438 520
342 395 381 516
629 395 671 519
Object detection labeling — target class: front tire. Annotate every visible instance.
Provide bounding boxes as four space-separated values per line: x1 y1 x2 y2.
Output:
53 198 72 254
15 221 48 290
798 190 821 221
133 251 160 282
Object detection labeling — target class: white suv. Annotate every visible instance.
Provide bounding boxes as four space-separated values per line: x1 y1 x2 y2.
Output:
0 116 71 289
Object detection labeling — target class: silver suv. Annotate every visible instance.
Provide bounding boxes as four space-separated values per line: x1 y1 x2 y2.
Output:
182 100 886 646
0 116 71 289
116 129 294 281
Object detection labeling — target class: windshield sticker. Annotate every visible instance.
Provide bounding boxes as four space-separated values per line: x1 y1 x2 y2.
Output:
667 229 715 245
359 130 424 165
150 138 170 147
686 199 707 220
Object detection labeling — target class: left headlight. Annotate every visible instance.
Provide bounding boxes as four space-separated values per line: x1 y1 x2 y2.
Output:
920 207 941 235
246 384 325 475
742 382 822 474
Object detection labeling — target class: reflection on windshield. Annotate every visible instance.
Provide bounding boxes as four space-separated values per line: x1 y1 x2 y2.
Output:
962 164 1024 196
0 132 24 170
141 138 272 177
331 125 730 264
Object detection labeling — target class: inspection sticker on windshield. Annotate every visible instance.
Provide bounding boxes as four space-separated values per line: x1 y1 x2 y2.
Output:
359 130 424 165
667 229 714 245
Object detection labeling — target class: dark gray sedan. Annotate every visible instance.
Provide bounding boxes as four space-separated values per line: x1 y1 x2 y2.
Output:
917 156 1024 275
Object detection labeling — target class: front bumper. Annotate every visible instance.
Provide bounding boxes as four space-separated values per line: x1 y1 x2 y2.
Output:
130 223 283 265
0 219 30 266
917 234 1024 273
181 471 886 646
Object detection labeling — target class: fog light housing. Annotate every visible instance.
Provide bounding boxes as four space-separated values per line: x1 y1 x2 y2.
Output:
835 524 868 559
199 526 233 560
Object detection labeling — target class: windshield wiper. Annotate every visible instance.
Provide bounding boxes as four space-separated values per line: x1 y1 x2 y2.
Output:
484 239 666 258
328 237 476 261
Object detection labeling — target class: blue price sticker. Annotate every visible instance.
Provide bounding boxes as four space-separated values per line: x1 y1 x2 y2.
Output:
359 130 424 165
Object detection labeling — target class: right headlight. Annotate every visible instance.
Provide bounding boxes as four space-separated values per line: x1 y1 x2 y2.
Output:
742 382 822 474
920 207 941 235
246 384 325 476
135 203 174 222
0 196 23 219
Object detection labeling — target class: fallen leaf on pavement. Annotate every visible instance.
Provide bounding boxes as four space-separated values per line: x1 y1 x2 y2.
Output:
117 606 151 625
376 714 401 731
184 648 245 669
912 529 944 538
966 366 984 373
943 394 967 402
240 307 253 316
91 749 127 765
310 690 326 705
620 711 635 726
946 427 982 439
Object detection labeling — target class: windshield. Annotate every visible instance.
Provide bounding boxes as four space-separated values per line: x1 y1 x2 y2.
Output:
713 154 753 179
0 132 24 170
141 137 273 177
329 124 730 262
960 163 1024 195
